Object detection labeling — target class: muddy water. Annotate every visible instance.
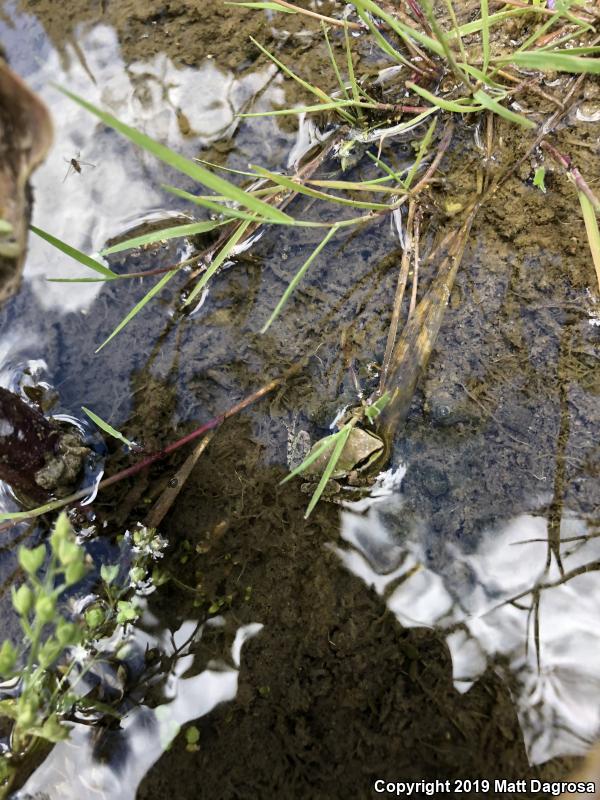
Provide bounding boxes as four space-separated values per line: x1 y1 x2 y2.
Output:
1 1 600 799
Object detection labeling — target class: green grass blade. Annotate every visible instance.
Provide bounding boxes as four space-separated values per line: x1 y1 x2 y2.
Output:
280 434 337 483
458 62 502 87
81 407 136 448
443 0 468 64
344 25 363 122
517 12 557 52
0 495 76 522
354 6 414 69
351 0 445 57
364 391 391 422
250 37 334 105
48 276 126 283
194 159 259 178
96 269 177 352
322 23 350 101
261 226 337 332
500 52 600 74
548 47 600 55
406 82 479 113
101 220 226 256
56 86 293 224
31 225 116 278
366 151 404 183
226 2 296 10
308 179 402 194
184 220 252 306
579 191 600 294
417 0 469 84
239 100 364 117
455 7 535 37
304 424 353 518
404 117 437 190
163 185 269 224
473 89 536 128
480 0 490 74
252 166 391 210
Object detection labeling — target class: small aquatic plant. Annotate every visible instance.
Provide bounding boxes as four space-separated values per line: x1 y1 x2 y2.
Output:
0 513 167 798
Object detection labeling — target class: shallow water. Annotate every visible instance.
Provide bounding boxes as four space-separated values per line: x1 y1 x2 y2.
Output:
1 1 600 798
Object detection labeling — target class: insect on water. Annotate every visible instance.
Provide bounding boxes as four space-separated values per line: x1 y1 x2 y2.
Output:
62 152 96 182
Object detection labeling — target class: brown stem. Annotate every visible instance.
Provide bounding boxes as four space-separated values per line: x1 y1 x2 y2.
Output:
380 199 416 388
408 207 422 319
269 0 362 29
144 430 216 529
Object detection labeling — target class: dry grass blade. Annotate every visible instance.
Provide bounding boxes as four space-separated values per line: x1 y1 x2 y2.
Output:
579 191 600 294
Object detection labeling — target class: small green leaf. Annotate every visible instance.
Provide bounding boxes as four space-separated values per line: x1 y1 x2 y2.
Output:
18 544 46 576
35 595 56 624
116 600 139 624
50 512 73 551
31 226 116 278
101 220 225 256
0 219 13 234
100 564 119 585
56 621 80 646
533 166 546 193
365 391 391 422
36 714 71 742
85 606 106 629
473 89 536 129
65 561 88 586
82 406 136 448
38 638 62 668
0 641 18 676
186 725 200 745
281 433 338 484
0 698 19 720
12 584 34 616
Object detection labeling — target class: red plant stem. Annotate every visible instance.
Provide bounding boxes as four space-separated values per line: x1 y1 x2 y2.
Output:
0 368 298 530
404 0 431 33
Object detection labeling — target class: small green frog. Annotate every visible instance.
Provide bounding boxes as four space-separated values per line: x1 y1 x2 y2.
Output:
299 425 385 502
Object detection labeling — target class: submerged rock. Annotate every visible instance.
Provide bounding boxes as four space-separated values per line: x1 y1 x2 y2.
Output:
0 387 89 501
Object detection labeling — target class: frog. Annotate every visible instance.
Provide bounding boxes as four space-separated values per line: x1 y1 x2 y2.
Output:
298 425 386 503
422 372 481 428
